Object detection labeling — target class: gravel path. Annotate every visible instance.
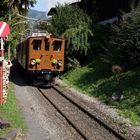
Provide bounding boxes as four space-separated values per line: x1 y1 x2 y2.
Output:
14 84 50 140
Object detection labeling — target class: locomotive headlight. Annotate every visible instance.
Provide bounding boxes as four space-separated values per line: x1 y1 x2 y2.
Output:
36 58 41 64
31 59 36 65
57 60 62 67
52 59 58 65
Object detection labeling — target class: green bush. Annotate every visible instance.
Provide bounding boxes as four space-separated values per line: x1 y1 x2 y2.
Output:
109 6 140 68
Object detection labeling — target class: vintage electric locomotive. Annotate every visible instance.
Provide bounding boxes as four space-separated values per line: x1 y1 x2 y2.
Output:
16 32 65 86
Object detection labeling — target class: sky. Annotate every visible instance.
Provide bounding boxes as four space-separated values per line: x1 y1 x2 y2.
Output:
31 0 79 12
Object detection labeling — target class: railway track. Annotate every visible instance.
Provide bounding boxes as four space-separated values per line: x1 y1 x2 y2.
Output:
37 86 127 140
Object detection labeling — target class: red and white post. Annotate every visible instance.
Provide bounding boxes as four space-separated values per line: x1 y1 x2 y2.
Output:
0 21 10 105
0 38 4 104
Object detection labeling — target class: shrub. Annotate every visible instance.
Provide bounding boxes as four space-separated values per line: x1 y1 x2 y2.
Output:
109 5 140 68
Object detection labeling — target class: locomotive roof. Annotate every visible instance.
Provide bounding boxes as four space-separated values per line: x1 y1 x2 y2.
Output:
27 32 64 40
18 32 64 44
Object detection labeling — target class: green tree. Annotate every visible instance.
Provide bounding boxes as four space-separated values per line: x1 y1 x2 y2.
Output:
109 5 140 68
0 0 37 59
51 4 93 56
0 0 36 16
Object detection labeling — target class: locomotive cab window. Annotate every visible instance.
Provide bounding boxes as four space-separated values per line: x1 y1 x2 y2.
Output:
32 39 42 50
52 40 62 52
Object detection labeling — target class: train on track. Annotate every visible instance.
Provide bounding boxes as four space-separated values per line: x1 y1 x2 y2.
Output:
16 32 65 86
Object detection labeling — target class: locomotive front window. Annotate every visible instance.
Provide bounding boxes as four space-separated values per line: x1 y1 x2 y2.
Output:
32 40 42 50
52 41 62 52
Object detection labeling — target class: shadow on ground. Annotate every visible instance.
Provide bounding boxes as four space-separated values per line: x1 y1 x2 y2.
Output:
9 59 30 87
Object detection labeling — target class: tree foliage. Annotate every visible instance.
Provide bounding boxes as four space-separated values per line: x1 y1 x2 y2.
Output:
0 0 36 16
0 0 36 59
108 6 140 68
64 22 92 55
51 4 93 56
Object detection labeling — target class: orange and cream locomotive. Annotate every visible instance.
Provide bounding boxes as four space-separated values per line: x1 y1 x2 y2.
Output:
16 32 65 86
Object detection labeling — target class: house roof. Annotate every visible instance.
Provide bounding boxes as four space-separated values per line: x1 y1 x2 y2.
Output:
47 0 140 21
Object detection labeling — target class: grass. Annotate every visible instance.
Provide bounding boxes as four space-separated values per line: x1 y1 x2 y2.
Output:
62 57 140 124
0 82 27 136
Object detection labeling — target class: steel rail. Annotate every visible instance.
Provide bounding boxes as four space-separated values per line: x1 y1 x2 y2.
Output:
38 87 87 140
52 86 127 140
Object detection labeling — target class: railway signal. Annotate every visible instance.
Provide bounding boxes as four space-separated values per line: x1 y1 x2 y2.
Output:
0 21 10 105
